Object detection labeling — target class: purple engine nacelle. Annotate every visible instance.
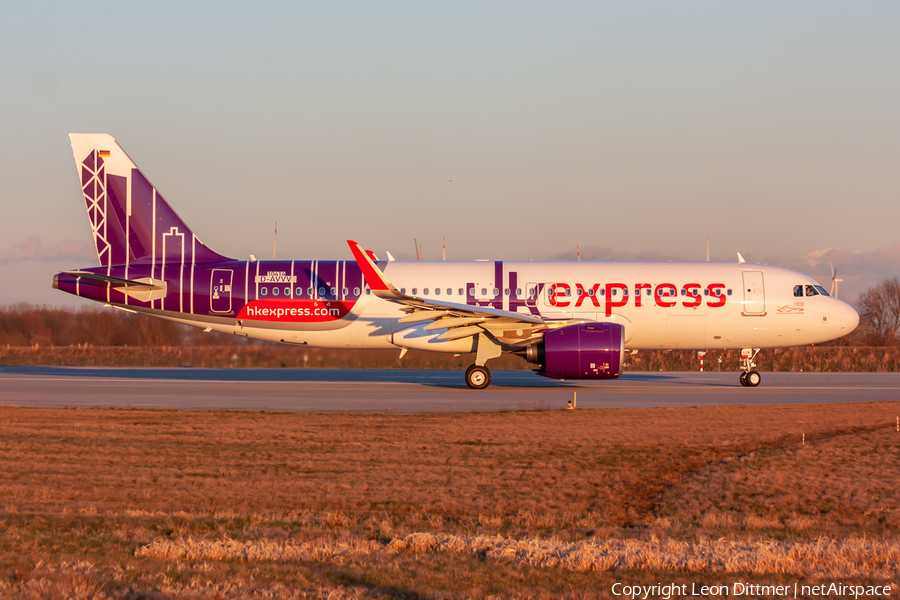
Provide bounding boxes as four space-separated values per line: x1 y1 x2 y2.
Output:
520 323 625 380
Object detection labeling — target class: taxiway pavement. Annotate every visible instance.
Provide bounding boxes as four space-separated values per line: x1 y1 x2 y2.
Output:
1 367 898 414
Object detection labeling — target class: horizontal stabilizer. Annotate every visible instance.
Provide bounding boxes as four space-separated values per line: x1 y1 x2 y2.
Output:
63 271 168 302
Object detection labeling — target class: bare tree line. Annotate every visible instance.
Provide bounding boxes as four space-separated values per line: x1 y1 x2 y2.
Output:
855 277 900 345
0 304 251 348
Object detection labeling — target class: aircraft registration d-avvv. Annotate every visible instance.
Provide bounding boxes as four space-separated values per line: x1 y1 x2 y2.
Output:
54 134 859 389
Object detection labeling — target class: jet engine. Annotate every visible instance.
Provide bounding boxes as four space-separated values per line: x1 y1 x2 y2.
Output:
518 323 625 380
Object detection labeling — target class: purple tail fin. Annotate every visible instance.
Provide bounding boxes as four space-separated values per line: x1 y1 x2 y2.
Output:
70 133 231 270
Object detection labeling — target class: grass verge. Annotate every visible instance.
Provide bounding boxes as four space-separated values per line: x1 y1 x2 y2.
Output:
0 402 897 598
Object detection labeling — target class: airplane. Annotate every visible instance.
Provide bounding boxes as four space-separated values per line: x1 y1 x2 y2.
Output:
53 134 860 389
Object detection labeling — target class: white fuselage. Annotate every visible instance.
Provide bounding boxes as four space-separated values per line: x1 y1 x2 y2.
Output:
165 259 858 352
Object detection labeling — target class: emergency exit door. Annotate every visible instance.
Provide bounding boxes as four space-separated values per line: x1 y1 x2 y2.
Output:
742 271 766 315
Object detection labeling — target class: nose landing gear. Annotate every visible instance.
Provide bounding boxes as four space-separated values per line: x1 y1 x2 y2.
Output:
739 348 761 387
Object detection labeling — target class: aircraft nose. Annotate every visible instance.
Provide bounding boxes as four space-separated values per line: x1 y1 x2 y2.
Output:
836 300 860 334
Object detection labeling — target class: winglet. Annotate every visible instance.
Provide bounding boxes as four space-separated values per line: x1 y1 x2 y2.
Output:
347 240 402 297
737 252 746 263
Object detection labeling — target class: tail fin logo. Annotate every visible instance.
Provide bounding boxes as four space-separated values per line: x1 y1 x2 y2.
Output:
70 133 232 270
80 149 113 268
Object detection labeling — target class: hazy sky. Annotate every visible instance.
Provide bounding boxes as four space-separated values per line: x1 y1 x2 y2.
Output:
1 1 898 306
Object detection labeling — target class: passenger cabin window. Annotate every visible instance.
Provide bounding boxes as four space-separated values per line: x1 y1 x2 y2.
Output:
516 288 522 296
493 288 499 296
272 287 279 296
423 288 429 295
342 288 348 295
261 288 268 296
458 288 464 295
318 287 325 296
468 289 475 297
307 287 314 296
434 288 440 295
353 287 360 295
400 288 406 294
412 288 418 295
481 288 487 296
296 287 304 296
447 288 452 295
365 288 371 295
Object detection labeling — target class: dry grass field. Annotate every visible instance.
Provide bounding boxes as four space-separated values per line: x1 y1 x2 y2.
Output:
0 402 898 599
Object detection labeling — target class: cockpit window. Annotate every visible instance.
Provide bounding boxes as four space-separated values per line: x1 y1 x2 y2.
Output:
814 285 829 297
794 285 803 297
805 285 818 297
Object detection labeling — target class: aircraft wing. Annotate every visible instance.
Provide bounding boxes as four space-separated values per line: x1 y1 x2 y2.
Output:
348 240 561 345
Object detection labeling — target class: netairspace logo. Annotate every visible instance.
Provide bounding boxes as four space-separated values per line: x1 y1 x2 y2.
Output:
610 582 892 599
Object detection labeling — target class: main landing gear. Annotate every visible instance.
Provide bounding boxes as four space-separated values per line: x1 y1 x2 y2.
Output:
465 333 502 389
739 348 761 387
465 364 491 389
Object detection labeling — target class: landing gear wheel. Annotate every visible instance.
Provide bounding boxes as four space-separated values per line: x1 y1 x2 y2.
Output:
465 365 491 390
745 370 761 387
739 348 761 388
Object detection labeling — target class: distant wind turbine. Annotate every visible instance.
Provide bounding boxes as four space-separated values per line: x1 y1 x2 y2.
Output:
829 255 843 298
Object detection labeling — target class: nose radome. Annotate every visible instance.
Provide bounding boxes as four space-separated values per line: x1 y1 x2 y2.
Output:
837 300 860 333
